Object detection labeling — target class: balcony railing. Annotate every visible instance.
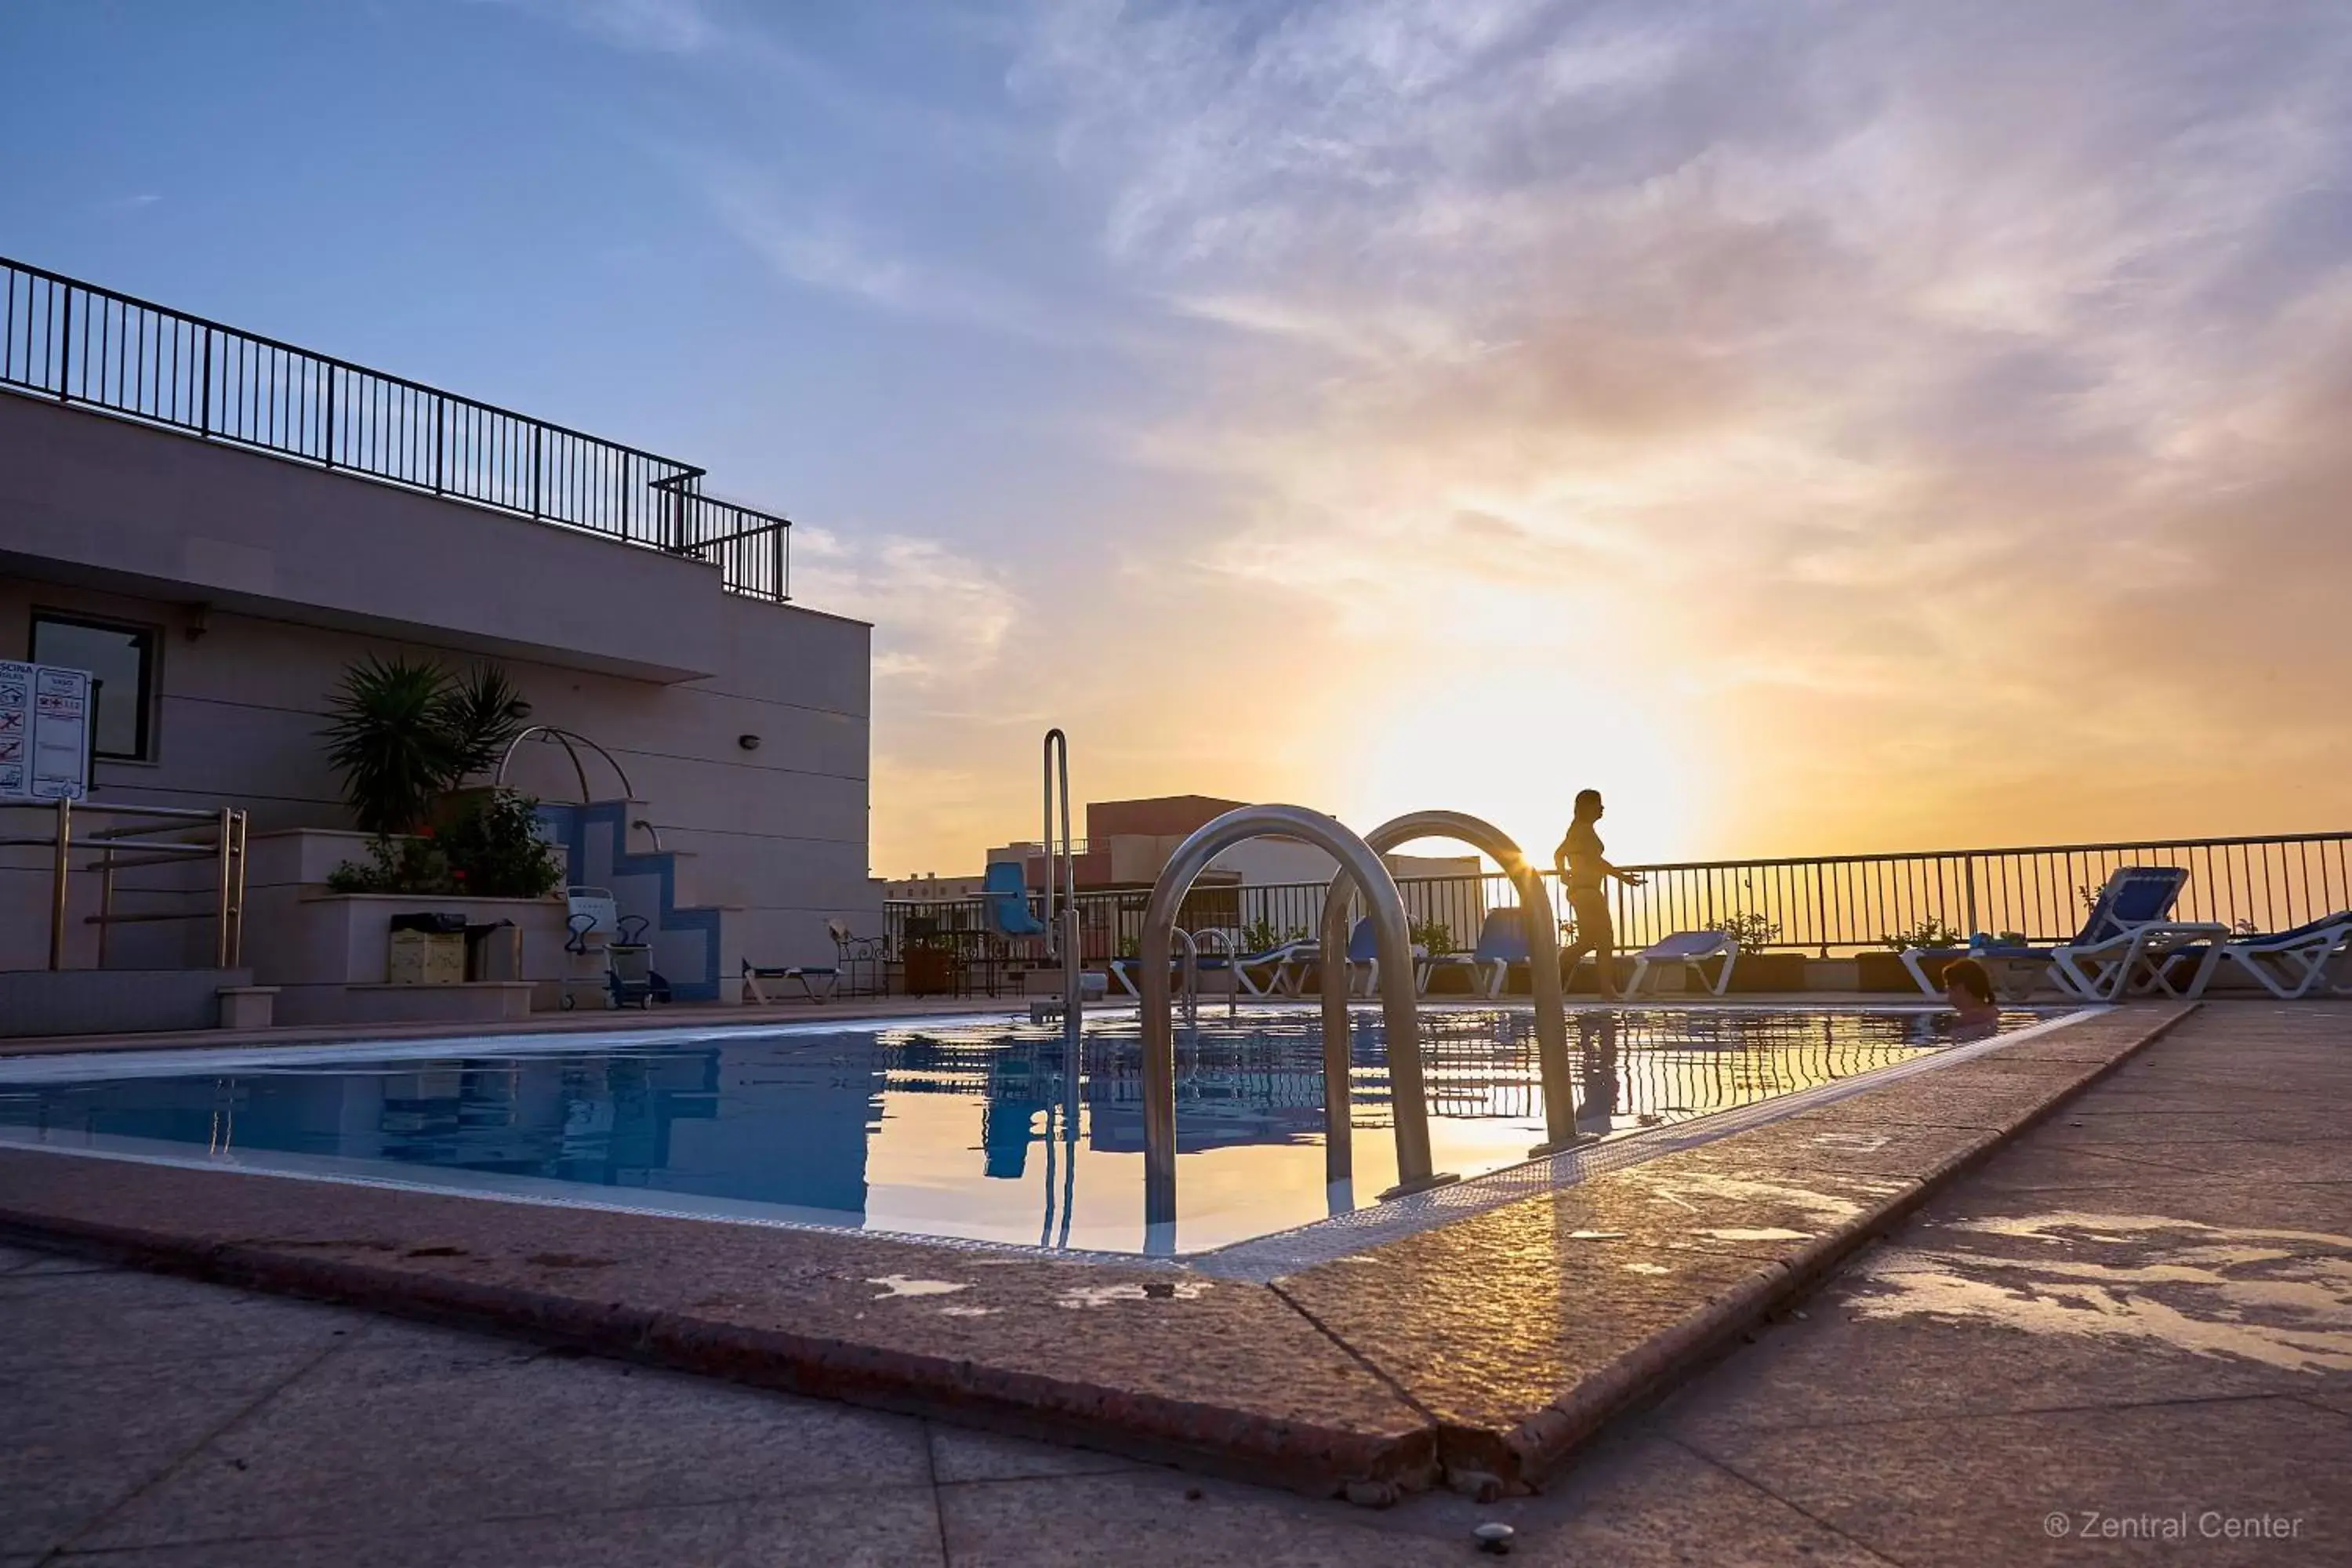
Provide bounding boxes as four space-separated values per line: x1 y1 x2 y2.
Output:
885 829 2352 961
1 255 793 602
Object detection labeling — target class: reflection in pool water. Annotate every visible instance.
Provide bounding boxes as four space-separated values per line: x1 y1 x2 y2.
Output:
0 1006 2033 1254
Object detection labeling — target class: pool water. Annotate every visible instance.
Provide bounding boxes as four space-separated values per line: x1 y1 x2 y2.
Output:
0 1005 2038 1254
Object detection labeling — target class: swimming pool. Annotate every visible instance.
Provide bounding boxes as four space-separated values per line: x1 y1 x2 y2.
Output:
0 1004 2052 1255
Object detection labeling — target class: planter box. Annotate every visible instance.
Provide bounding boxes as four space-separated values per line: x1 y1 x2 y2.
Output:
1853 952 1926 994
1726 952 1810 993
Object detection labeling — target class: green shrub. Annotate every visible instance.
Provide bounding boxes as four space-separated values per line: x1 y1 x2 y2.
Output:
439 789 564 899
1708 911 1783 947
325 833 454 895
1410 916 1456 955
1880 916 1966 951
1241 917 1307 953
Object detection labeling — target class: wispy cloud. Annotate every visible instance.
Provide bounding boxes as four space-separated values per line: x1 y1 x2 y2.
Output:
1007 0 2352 852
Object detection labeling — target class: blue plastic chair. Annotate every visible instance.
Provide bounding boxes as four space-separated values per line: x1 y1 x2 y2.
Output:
982 862 1048 939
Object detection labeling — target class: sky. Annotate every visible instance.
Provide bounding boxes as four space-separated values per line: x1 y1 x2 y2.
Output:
4 1 2349 876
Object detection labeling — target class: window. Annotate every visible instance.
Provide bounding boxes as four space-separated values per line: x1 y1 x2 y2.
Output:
29 612 157 761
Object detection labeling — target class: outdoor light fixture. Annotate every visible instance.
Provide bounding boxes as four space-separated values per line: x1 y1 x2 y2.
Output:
504 699 533 720
738 733 761 751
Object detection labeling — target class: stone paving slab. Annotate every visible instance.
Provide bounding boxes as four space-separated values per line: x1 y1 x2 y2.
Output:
0 1004 2192 1501
1681 1396 2344 1568
41 1492 951 1568
1 1346 322 1558
74 1331 940 1552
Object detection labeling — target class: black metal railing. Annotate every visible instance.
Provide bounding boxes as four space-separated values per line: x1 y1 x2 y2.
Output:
884 829 2352 961
0 256 792 601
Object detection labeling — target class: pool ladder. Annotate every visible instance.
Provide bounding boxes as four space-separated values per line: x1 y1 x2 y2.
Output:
1134 804 1582 1250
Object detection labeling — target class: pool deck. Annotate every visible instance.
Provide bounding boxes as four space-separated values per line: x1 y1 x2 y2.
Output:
5 999 2342 1564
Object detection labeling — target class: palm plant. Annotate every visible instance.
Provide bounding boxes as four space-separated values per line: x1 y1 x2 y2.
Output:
439 663 528 779
322 657 466 833
321 657 528 833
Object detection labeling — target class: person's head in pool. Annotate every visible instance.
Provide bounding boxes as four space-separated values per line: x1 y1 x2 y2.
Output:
1941 956 1999 1025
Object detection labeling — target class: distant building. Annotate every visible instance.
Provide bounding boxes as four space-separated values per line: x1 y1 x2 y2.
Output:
983 794 1480 892
883 873 989 902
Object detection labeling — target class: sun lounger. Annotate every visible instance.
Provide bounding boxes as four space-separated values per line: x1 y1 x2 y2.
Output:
1628 931 1740 996
1418 908 1531 997
741 956 837 1004
1108 938 1301 998
1899 866 2192 1000
2151 910 2352 1000
1270 918 1421 997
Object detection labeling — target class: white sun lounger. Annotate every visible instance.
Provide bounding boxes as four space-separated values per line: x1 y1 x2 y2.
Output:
1627 931 1740 996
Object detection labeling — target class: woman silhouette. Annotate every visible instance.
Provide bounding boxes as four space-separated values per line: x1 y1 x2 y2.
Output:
1554 789 1643 1000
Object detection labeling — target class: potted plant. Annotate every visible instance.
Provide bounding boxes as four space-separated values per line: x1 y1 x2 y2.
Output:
319 656 553 895
1859 917 1968 992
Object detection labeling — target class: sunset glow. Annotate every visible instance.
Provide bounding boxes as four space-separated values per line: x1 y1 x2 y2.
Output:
13 2 2347 874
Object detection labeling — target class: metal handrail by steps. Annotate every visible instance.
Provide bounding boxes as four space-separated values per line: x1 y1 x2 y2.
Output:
2 799 247 970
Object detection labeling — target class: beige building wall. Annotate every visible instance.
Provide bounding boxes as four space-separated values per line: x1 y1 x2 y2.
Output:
0 392 875 982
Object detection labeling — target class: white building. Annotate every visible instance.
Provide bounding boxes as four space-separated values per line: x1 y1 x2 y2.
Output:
0 257 877 1030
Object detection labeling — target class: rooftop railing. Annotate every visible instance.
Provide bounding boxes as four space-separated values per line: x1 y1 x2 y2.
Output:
885 829 2352 962
1 256 793 601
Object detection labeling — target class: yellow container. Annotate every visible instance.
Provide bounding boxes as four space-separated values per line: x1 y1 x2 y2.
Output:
387 929 466 985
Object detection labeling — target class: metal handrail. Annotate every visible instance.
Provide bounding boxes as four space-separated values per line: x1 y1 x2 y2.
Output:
1171 927 1201 1029
494 725 635 804
1337 811 1575 1157
1 254 795 602
1137 804 1454 1249
1189 927 1240 1022
5 799 247 970
1042 730 1080 1025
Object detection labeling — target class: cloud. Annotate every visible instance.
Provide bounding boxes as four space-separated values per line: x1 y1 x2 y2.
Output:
787 528 1019 692
1008 0 2352 852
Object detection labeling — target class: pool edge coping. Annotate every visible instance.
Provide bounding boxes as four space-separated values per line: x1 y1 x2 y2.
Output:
0 1003 2199 1504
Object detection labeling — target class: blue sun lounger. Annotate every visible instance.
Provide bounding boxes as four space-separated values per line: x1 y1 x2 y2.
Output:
2150 910 2352 1000
1419 908 1532 997
1898 866 2200 1002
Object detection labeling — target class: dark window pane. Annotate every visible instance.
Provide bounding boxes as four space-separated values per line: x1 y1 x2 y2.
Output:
31 617 151 760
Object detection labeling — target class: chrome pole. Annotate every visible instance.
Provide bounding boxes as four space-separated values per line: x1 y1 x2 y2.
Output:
230 811 249 967
96 842 115 969
49 798 71 971
215 806 234 968
1044 728 1078 1023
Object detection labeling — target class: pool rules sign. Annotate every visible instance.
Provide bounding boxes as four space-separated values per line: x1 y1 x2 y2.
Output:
0 661 93 802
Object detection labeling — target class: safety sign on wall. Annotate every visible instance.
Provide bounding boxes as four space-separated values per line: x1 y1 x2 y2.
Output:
0 662 93 802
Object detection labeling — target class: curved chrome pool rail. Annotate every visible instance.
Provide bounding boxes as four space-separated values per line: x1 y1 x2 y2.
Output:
1042 728 1081 1025
1324 810 1576 1156
1190 927 1240 1022
1139 804 1451 1231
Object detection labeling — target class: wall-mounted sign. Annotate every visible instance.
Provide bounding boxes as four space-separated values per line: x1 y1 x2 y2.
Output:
0 662 93 802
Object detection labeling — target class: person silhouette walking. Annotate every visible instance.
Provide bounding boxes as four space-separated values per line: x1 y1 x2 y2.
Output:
1555 789 1643 1000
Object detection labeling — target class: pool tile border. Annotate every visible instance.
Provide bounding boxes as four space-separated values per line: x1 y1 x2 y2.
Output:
0 1003 2194 1501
